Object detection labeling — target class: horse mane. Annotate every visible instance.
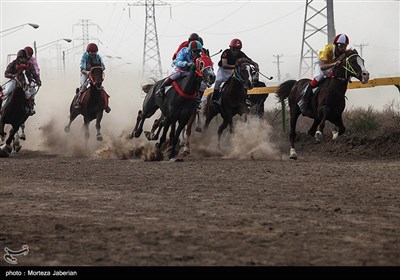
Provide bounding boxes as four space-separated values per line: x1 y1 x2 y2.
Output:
235 57 252 67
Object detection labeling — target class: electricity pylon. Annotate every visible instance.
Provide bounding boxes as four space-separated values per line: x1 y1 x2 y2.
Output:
299 0 335 78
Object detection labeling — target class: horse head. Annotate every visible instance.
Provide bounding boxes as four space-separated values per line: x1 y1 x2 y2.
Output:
336 49 370 84
195 53 216 87
89 66 104 90
234 58 255 90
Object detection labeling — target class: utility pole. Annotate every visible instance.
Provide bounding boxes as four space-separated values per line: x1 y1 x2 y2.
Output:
299 0 336 78
73 19 102 52
128 0 170 79
273 54 283 82
354 42 368 57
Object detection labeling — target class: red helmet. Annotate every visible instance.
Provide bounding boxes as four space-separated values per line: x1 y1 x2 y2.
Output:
188 33 200 42
229 39 242 50
333 34 349 45
86 43 98 52
24 46 34 56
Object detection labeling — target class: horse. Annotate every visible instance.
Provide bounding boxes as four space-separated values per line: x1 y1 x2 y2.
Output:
133 52 215 161
0 70 32 157
64 66 108 141
204 58 256 141
276 49 370 160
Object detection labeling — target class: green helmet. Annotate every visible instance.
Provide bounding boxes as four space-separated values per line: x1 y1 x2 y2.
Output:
188 40 202 51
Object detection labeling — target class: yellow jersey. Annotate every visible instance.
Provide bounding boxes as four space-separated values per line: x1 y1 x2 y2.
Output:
318 43 335 63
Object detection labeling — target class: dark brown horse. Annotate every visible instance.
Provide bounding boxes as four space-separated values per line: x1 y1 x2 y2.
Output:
276 49 370 159
0 71 32 157
64 66 108 141
133 52 215 161
204 58 256 141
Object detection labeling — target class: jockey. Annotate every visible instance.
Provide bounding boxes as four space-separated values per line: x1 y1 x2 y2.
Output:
156 40 203 98
172 33 201 61
76 43 110 113
1 49 41 114
24 46 40 115
212 38 258 103
298 33 349 114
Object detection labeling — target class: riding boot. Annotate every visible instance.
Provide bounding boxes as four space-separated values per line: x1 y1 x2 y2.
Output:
155 78 173 98
75 86 86 109
298 82 314 114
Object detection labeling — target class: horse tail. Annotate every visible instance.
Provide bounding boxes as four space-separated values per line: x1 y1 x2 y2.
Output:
276 79 297 101
142 84 154 93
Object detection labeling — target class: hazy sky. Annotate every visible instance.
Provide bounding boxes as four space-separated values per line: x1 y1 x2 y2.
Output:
1 0 400 110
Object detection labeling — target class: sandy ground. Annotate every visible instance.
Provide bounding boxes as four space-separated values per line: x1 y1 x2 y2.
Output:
1 116 400 266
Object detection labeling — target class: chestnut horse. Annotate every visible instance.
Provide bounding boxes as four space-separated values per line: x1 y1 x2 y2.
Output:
64 66 108 141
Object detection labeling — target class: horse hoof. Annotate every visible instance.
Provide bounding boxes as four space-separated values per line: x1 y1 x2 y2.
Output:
315 131 323 143
10 151 18 158
289 148 298 160
19 133 26 141
96 135 103 141
64 126 70 133
134 131 141 138
183 147 190 155
332 131 339 141
170 157 183 162
195 127 202 133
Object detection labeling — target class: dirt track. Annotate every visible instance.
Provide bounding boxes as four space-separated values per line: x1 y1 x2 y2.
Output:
1 132 400 266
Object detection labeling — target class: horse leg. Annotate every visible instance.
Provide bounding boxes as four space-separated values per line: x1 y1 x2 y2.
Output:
95 111 104 141
289 104 301 160
169 121 186 161
0 116 6 141
331 115 346 141
128 110 142 139
19 123 26 140
134 107 158 138
156 117 172 151
315 107 329 143
0 127 16 157
64 112 79 133
184 110 196 155
195 108 203 132
10 133 21 157
217 120 229 142
307 119 319 137
82 118 90 140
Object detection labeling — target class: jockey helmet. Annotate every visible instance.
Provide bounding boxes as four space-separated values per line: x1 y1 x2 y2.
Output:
229 38 242 50
17 49 28 59
86 43 98 53
188 33 200 42
24 46 34 57
198 37 203 45
333 34 349 45
188 40 203 51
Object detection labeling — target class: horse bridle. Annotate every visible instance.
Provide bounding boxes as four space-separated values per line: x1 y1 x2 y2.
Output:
233 61 253 85
341 53 363 80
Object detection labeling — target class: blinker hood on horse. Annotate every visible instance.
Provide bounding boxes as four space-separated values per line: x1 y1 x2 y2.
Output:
276 48 370 160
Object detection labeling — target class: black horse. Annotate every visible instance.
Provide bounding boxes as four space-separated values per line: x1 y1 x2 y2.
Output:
133 52 215 161
64 66 108 141
204 58 257 141
276 49 370 159
0 71 31 157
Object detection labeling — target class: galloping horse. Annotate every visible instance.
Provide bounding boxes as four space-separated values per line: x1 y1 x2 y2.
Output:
276 49 370 159
65 66 108 141
133 52 215 161
0 70 32 157
204 58 256 141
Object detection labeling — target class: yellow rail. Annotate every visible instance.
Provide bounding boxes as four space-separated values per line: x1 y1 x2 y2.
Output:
204 76 400 96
